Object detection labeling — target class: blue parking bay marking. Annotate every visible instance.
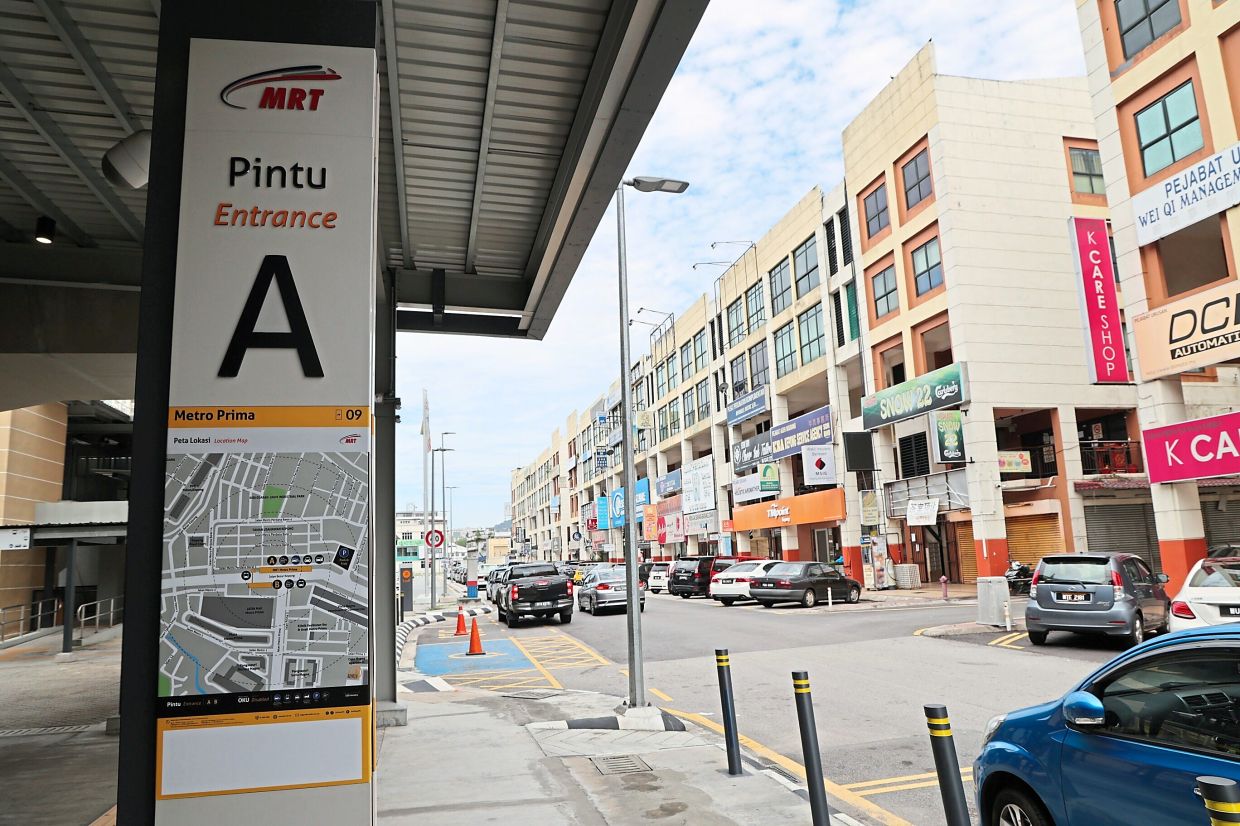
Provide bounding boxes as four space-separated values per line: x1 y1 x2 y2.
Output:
414 638 530 675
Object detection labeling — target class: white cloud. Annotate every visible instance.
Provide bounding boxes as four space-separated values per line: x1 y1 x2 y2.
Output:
395 0 1086 528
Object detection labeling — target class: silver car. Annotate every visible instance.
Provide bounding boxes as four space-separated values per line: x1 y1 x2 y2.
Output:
1025 552 1169 648
577 568 645 615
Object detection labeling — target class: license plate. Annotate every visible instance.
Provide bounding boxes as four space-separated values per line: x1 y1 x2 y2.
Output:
1222 606 1240 617
533 601 552 608
721 579 733 584
1057 592 1089 602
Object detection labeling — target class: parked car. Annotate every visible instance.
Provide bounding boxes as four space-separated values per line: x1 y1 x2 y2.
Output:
648 563 670 593
974 625 1240 826
1210 544 1240 559
750 562 861 608
669 556 738 598
496 562 573 626
578 567 645 615
1025 552 1169 648
1169 555 1240 632
572 563 598 584
709 560 782 605
486 564 515 603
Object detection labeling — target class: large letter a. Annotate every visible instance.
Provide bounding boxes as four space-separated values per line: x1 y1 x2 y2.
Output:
218 255 324 378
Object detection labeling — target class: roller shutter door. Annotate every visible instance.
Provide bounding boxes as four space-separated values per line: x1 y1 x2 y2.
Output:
1203 501 1240 547
955 521 976 584
1084 503 1161 575
1006 514 1062 567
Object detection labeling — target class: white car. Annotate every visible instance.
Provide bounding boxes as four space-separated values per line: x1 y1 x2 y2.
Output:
709 560 781 605
648 563 669 593
1169 555 1240 631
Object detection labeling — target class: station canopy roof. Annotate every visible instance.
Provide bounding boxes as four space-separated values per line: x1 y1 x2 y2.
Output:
0 0 707 338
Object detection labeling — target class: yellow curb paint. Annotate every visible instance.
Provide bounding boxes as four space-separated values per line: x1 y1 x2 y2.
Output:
649 687 674 702
842 768 971 790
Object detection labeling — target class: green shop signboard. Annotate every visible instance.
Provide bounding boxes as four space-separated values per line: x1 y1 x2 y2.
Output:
758 462 780 492
931 410 966 463
862 363 969 430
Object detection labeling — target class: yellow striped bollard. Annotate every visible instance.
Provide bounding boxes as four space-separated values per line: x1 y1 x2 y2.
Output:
1199 776 1240 826
924 704 970 826
714 648 742 775
792 671 832 825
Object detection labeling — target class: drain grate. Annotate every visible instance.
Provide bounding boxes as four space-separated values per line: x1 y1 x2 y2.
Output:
591 754 652 776
763 764 803 785
502 689 562 700
0 725 93 738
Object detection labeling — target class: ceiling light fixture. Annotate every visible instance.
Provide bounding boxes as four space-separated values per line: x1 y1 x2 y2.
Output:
34 215 55 244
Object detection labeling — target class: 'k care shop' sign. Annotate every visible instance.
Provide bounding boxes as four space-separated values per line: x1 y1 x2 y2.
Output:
862 363 969 430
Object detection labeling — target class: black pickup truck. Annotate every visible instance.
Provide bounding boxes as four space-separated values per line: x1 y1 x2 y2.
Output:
497 562 573 627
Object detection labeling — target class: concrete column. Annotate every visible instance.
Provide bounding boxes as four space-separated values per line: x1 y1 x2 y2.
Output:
710 423 730 548
61 538 77 656
373 398 398 707
770 390 799 557
832 364 865 579
963 404 1008 577
680 437 699 555
1140 378 1206 590
1054 406 1086 553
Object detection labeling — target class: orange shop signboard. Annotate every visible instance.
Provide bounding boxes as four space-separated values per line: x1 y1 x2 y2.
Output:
732 489 846 531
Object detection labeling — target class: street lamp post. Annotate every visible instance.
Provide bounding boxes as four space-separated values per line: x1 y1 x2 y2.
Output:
616 175 688 710
434 436 455 598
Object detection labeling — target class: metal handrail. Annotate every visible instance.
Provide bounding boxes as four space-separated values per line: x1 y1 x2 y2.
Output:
0 597 60 642
75 595 124 641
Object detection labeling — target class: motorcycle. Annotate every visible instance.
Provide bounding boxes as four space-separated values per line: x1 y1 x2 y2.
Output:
1004 560 1032 595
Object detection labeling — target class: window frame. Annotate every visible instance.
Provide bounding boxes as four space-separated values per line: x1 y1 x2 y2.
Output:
901 146 933 213
696 378 710 421
682 387 696 428
655 362 667 399
1116 60 1212 190
769 258 793 316
668 397 681 435
745 282 766 331
871 264 899 319
793 235 820 298
727 298 747 347
680 341 694 382
730 354 747 393
774 321 798 378
693 328 708 371
862 179 890 243
911 236 944 297
797 303 826 365
1135 79 1204 178
1116 0 1183 61
749 340 770 389
665 355 678 390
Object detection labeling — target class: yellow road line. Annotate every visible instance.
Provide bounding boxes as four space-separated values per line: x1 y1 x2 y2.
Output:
912 627 928 636
649 687 674 702
619 668 628 677
547 629 612 665
988 632 1024 647
857 777 972 796
508 634 564 690
664 708 914 826
843 768 972 790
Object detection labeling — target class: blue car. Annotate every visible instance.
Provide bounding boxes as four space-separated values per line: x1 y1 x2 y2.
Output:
975 625 1240 826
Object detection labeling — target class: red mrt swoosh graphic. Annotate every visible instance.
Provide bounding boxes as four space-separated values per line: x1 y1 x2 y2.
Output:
219 64 342 109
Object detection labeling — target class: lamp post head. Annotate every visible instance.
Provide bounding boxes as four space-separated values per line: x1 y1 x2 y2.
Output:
627 176 689 194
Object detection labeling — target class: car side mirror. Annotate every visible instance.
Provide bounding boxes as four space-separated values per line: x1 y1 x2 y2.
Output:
1156 573 1170 584
1063 691 1106 728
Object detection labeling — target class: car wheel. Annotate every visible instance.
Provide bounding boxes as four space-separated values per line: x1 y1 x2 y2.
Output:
847 586 861 604
802 589 817 608
506 609 518 628
559 610 572 624
1127 614 1145 648
1027 631 1048 646
651 589 661 594
640 602 645 612
720 598 736 607
992 785 1053 826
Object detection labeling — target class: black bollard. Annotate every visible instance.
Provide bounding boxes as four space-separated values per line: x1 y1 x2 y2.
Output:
923 704 970 826
1197 776 1240 825
792 671 832 825
715 649 743 775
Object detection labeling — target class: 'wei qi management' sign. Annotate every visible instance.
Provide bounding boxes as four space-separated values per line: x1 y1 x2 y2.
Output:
1070 217 1129 384
1132 141 1240 246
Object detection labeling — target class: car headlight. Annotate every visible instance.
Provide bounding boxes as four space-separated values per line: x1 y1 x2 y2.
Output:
982 714 1006 746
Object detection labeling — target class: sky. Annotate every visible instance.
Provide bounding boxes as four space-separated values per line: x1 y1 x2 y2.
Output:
395 0 1089 530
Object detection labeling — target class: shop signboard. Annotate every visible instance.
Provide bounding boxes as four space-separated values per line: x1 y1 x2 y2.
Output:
733 473 771 503
859 490 882 526
656 495 685 544
930 410 967 464
1070 217 1130 384
682 455 716 514
1131 140 1240 246
801 444 837 485
732 489 846 530
861 363 969 430
656 468 683 497
732 432 773 473
997 451 1033 473
770 404 834 459
905 498 939 526
759 462 781 492
1132 278 1240 380
603 478 651 528
721 519 734 532
726 386 769 426
596 495 610 529
684 510 719 535
1144 409 1240 484
642 506 658 540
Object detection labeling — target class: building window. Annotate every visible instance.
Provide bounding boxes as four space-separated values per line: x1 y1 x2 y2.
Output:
1117 0 1181 59
898 432 930 479
844 281 859 341
668 398 681 434
665 355 678 389
770 258 792 315
911 237 943 296
746 282 766 331
825 220 839 275
1070 146 1105 194
680 342 694 382
727 298 746 347
864 184 889 239
682 387 696 427
921 321 953 371
774 322 797 378
1136 80 1203 177
798 303 825 365
831 290 846 348
749 340 769 389
872 265 898 318
696 378 710 420
655 362 667 398
838 207 853 265
730 354 747 394
793 235 820 297
658 406 668 441
693 328 707 371
902 148 932 210
1153 216 1230 299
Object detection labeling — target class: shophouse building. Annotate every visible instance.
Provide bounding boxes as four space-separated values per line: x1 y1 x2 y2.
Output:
1076 0 1240 589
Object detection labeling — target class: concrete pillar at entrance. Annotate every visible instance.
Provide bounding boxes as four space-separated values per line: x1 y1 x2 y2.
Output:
964 404 1009 577
873 425 900 564
373 398 398 711
710 423 730 552
770 391 798 557
60 538 77 657
1141 379 1206 590
1054 407 1084 553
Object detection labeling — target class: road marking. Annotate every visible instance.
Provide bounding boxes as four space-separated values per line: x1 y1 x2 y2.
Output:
649 687 673 702
912 627 928 636
857 777 973 796
988 631 1024 647
664 708 914 826
842 768 972 790
509 635 564 690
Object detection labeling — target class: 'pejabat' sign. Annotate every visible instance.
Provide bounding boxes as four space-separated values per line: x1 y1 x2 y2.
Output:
1131 141 1240 246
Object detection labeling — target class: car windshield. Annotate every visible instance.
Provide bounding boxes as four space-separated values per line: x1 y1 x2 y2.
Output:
652 564 668 572
673 560 701 572
511 564 558 578
1038 558 1110 584
1189 560 1240 588
767 563 808 577
728 562 759 573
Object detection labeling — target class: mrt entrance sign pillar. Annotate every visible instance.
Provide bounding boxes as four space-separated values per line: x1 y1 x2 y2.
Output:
119 4 379 824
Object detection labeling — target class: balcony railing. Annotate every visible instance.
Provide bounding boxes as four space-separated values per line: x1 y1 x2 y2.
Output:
1080 440 1144 475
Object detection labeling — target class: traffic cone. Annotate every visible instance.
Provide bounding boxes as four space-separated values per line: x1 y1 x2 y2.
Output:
466 618 485 656
454 610 467 636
